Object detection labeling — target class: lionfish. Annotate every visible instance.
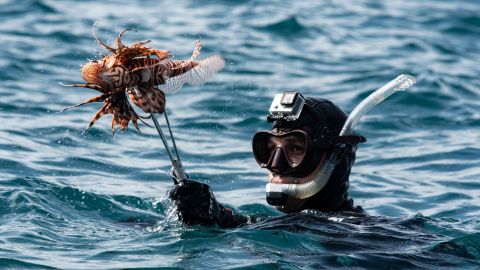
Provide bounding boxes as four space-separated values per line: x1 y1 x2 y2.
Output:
62 26 224 133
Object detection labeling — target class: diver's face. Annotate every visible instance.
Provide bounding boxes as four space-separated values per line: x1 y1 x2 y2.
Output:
266 135 327 214
252 127 329 213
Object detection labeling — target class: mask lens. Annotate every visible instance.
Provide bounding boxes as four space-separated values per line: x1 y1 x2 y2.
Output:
252 132 272 166
281 133 307 167
252 131 308 168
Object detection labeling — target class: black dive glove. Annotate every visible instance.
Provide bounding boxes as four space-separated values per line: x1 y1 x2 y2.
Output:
169 179 248 228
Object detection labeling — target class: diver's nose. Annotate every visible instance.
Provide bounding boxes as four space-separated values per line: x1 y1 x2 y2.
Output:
269 148 289 175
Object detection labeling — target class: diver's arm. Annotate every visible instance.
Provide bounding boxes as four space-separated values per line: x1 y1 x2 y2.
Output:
169 179 249 228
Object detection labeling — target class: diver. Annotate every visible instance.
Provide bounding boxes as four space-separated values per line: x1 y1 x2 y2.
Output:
169 92 366 228
169 75 416 228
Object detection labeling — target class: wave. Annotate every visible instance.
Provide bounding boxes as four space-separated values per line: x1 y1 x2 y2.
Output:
0 177 165 222
257 16 306 36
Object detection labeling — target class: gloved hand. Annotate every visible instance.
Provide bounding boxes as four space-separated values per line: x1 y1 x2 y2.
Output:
169 179 248 228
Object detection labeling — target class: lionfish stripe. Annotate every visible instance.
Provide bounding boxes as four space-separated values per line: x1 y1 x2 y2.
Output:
129 57 168 73
170 60 199 77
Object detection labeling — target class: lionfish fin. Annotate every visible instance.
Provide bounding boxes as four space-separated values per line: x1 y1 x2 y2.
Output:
60 82 106 93
158 55 225 94
153 50 172 61
132 118 141 132
127 86 166 114
161 41 200 72
59 94 108 112
131 40 151 47
86 102 109 130
128 62 159 73
111 117 116 135
116 28 136 49
190 40 202 60
127 51 172 73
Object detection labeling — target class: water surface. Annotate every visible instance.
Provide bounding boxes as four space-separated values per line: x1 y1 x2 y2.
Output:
1 0 480 268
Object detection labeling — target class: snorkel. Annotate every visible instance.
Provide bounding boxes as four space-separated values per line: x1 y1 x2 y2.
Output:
265 74 416 205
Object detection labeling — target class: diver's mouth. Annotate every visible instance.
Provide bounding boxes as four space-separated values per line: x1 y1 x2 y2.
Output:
268 154 327 185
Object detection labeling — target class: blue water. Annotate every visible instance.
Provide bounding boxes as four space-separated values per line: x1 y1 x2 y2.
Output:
1 0 480 268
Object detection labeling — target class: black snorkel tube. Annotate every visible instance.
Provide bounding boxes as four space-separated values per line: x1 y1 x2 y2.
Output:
151 112 188 184
266 74 417 205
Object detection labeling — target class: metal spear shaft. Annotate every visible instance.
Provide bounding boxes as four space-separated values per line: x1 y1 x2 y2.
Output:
151 112 187 184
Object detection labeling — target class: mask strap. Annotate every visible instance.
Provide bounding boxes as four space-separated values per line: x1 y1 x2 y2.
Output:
312 135 366 149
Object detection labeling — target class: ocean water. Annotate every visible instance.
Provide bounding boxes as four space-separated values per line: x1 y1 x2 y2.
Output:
1 0 480 268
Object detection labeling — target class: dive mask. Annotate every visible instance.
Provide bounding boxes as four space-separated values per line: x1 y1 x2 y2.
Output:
253 129 365 177
253 130 323 177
